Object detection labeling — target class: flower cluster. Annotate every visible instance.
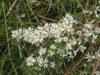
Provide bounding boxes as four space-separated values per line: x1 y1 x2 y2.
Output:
82 23 100 42
11 13 77 45
83 2 100 18
11 13 100 74
25 47 55 69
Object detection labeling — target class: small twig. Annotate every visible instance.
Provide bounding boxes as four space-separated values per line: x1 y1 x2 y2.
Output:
63 59 72 75
91 58 100 75
39 15 57 22
77 0 88 22
18 44 22 58
26 0 42 25
85 0 89 9
71 45 91 71
6 0 17 17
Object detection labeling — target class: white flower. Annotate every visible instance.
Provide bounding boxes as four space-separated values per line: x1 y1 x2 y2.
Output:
92 34 98 43
65 43 72 50
36 57 43 67
84 24 92 29
62 37 68 42
23 34 31 42
61 17 70 25
68 51 72 55
60 51 66 57
43 59 48 68
69 37 77 46
83 29 93 37
50 44 56 49
73 50 79 56
78 45 86 52
11 29 23 42
49 23 61 38
11 30 19 38
26 56 36 66
94 27 100 34
29 34 37 44
85 53 95 62
50 62 55 68
83 10 93 14
95 48 100 58
57 49 67 57
24 27 34 35
48 50 55 57
39 47 46 56
96 14 100 18
44 23 50 31
94 71 100 75
54 37 63 43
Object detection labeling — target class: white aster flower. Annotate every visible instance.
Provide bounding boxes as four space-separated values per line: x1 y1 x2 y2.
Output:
26 56 36 66
69 37 77 46
43 59 48 68
94 27 100 34
62 37 68 42
39 47 46 56
48 50 55 57
78 45 86 52
36 57 44 67
50 44 56 49
54 37 63 43
11 30 22 41
83 10 92 14
65 43 72 50
84 24 92 29
92 34 98 43
11 30 19 38
83 29 93 37
86 53 96 62
94 71 100 75
50 62 55 68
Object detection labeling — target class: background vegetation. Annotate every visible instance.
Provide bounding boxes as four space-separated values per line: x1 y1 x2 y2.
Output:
0 0 99 75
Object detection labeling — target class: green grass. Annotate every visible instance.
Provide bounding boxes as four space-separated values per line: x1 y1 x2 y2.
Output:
0 0 99 75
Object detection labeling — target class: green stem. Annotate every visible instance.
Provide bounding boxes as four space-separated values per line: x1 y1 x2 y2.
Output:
2 1 18 75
